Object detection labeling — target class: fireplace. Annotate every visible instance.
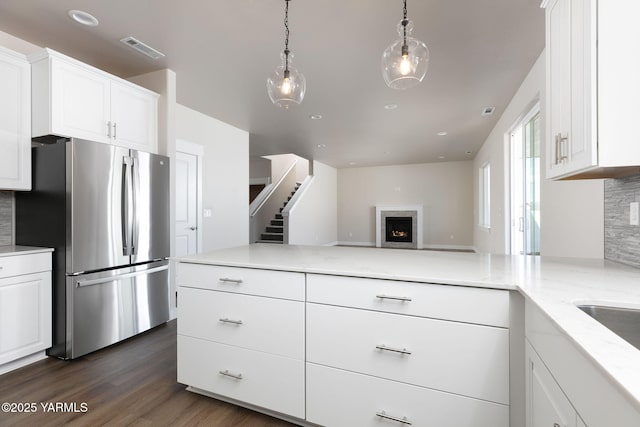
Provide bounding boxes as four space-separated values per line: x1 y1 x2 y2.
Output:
385 217 413 243
375 205 423 249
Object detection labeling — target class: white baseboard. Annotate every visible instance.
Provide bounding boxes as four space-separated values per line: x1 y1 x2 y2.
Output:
422 244 476 252
249 177 270 185
0 351 47 376
335 241 375 247
335 241 475 252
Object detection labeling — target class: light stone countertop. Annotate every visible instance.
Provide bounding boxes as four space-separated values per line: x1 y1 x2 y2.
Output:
0 245 54 257
176 243 640 411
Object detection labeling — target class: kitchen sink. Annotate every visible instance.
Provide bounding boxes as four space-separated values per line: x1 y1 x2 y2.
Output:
577 305 640 351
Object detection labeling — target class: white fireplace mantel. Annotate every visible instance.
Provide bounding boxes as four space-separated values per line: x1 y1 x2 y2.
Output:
375 205 424 249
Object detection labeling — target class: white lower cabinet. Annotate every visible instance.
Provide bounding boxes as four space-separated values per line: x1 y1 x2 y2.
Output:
0 251 52 374
178 336 304 419
306 274 510 427
307 302 509 404
176 263 306 420
178 287 304 359
526 341 584 427
176 264 511 426
306 363 509 427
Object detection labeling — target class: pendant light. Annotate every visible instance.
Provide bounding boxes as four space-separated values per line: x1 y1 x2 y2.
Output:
381 0 430 90
267 0 306 108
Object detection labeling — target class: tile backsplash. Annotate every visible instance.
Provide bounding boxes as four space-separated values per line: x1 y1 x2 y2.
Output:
604 174 640 268
0 191 12 245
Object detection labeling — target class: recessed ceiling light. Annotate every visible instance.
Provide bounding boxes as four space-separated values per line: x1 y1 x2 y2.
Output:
316 144 326 148
309 114 323 120
348 161 357 166
466 150 473 155
68 10 99 27
438 156 446 159
384 104 398 110
437 131 448 136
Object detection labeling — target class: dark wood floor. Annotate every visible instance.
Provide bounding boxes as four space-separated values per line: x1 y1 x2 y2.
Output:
0 320 298 426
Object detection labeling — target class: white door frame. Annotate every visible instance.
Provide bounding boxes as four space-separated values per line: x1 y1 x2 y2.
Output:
176 139 204 254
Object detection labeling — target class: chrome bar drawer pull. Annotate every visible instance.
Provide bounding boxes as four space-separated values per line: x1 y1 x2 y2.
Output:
219 370 243 380
375 294 412 302
219 318 243 325
219 277 243 284
376 344 412 355
376 411 412 425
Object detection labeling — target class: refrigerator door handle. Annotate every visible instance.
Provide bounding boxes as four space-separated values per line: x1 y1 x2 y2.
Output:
121 156 133 256
131 156 139 256
75 265 169 288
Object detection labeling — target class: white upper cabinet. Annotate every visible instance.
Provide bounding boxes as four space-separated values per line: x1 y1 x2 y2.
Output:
110 80 158 151
30 49 159 153
543 0 640 179
0 46 31 190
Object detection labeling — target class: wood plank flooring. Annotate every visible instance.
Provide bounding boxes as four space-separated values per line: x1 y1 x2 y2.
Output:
0 320 298 426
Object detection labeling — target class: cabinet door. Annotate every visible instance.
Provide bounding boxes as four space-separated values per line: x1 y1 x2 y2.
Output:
0 272 52 365
526 341 577 427
307 363 509 427
545 0 572 178
178 287 305 359
307 303 509 404
0 49 30 190
567 0 597 173
51 57 111 143
110 80 158 152
178 335 305 419
545 0 597 179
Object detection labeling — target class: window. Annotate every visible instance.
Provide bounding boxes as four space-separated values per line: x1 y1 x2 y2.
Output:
479 162 491 229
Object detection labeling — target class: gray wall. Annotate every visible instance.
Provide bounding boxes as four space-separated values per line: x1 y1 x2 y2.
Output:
338 161 474 250
604 174 640 268
0 192 12 245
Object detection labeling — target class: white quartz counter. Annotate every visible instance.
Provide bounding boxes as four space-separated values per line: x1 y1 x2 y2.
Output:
176 244 640 411
0 245 53 257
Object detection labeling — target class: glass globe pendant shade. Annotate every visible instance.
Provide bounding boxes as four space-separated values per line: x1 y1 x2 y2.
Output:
267 52 306 108
382 19 430 90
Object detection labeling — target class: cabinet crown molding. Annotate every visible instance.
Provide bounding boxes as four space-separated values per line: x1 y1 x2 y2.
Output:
28 47 159 98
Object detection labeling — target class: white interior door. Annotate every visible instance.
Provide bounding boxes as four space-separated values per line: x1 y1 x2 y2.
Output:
175 151 198 256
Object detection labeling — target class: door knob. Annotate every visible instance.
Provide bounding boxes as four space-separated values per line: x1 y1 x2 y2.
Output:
188 226 197 231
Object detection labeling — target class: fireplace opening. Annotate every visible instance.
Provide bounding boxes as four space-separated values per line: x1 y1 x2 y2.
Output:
385 217 413 243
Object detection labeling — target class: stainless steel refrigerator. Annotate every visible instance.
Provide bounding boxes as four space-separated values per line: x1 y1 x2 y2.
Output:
16 138 170 359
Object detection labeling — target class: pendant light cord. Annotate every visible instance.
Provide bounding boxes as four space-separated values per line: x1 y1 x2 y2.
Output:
284 0 290 72
402 0 408 47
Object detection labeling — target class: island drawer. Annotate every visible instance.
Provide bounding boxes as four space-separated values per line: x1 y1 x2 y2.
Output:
177 263 304 301
306 363 509 427
307 273 509 327
0 252 51 279
306 303 509 404
178 287 304 359
177 335 305 419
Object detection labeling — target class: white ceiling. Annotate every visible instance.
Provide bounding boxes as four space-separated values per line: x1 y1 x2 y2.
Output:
0 0 544 168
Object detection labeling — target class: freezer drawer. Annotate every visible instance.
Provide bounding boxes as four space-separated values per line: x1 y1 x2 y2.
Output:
67 262 169 358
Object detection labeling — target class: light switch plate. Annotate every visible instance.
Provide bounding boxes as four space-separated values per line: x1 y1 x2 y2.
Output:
630 202 639 226
203 208 212 218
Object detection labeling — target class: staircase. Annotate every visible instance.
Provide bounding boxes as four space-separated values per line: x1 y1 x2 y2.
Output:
256 183 301 244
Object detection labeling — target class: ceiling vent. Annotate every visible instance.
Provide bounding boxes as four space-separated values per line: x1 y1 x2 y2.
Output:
481 106 496 116
120 36 165 59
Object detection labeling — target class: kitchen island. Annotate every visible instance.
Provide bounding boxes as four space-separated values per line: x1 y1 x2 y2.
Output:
175 244 640 427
